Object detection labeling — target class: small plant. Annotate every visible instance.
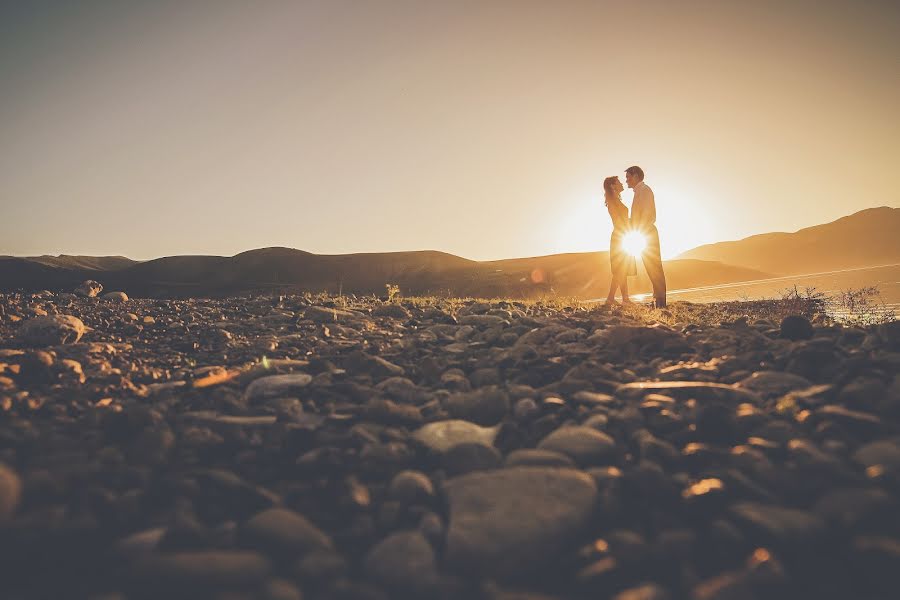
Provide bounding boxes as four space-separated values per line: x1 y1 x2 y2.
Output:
827 286 895 326
385 283 400 303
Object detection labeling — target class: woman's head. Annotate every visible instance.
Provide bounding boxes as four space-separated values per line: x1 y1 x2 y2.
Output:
604 176 623 204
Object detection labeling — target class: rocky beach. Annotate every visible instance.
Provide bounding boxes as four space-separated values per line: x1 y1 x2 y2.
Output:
1 285 899 600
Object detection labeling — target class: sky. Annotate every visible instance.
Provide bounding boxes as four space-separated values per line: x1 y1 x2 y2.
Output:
1 0 898 261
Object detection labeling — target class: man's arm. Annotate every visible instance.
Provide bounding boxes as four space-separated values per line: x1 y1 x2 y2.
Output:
645 185 656 226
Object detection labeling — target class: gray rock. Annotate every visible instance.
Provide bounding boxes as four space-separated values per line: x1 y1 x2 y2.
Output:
853 440 900 470
443 442 503 475
102 291 129 303
263 578 304 600
388 470 435 505
738 371 812 397
513 398 540 420
133 550 271 590
813 488 892 529
445 386 510 426
17 314 86 346
412 420 499 453
0 463 22 521
243 373 312 403
372 304 412 319
75 279 103 297
537 426 617 465
730 502 825 549
614 583 672 600
780 315 814 340
240 508 334 556
505 449 576 468
617 381 761 404
363 530 439 592
458 314 507 327
304 305 368 323
444 467 598 577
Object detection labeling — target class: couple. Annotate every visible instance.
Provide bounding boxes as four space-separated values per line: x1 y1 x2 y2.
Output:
604 165 667 308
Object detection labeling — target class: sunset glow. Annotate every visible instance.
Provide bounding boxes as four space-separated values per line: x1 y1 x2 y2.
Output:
0 2 897 262
622 231 647 258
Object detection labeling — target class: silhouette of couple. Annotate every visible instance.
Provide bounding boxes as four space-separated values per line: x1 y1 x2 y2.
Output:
604 165 667 308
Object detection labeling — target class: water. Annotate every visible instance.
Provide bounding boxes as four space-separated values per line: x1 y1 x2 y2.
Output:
636 263 900 317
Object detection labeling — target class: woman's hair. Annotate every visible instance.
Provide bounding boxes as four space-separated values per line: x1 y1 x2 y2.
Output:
603 176 620 206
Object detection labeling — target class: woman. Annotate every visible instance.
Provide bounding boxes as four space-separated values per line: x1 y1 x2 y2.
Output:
603 175 636 304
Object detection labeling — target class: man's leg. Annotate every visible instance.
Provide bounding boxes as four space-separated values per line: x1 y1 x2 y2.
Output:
642 228 667 307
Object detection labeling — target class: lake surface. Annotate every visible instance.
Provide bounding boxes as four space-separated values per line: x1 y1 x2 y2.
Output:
636 264 900 315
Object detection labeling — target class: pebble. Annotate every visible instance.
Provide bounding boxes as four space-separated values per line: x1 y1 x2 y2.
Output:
0 291 897 598
412 420 499 453
737 370 813 397
442 441 503 475
16 314 86 345
243 373 313 402
780 315 814 340
443 467 598 577
505 449 576 468
0 463 22 521
131 550 270 590
730 502 825 550
240 508 334 556
363 530 439 592
445 386 510 425
537 426 617 465
74 279 103 298
387 470 435 505
372 303 411 319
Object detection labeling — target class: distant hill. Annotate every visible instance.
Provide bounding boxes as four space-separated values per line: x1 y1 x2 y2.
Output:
18 206 894 298
678 206 900 275
0 254 139 271
0 246 768 299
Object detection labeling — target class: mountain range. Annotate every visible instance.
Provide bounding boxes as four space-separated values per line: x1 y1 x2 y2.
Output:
1 206 896 299
677 206 899 275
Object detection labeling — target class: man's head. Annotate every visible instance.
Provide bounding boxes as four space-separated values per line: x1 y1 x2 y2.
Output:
624 165 644 189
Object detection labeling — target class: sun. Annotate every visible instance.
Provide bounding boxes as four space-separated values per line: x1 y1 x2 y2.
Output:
622 230 647 257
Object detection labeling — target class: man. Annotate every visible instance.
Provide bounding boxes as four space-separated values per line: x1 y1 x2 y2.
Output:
625 165 667 308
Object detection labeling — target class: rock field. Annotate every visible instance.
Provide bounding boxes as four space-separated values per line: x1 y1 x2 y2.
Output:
1 288 899 599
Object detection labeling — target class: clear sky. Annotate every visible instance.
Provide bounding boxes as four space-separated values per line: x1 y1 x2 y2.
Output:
1 0 898 260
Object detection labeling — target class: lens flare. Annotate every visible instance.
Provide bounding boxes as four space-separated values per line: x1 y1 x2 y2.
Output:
622 231 647 257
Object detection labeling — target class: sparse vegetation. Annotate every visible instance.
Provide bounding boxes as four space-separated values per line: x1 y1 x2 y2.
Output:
385 283 400 303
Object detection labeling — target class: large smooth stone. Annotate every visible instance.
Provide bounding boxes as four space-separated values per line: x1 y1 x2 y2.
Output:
0 464 22 521
616 381 761 403
132 551 270 590
304 306 367 323
74 279 103 298
17 315 86 346
372 304 412 319
443 467 598 578
537 426 617 465
363 530 439 592
243 373 312 402
239 508 333 556
730 502 825 550
412 420 499 453
738 371 812 397
445 386 510 426
853 440 900 470
780 315 814 340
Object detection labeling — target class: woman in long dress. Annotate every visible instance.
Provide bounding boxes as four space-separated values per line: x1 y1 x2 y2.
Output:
603 175 636 304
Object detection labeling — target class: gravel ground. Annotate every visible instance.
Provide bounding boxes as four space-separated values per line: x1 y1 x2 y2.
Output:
1 289 898 600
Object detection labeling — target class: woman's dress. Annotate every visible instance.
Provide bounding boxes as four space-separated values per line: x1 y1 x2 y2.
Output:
608 198 637 277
